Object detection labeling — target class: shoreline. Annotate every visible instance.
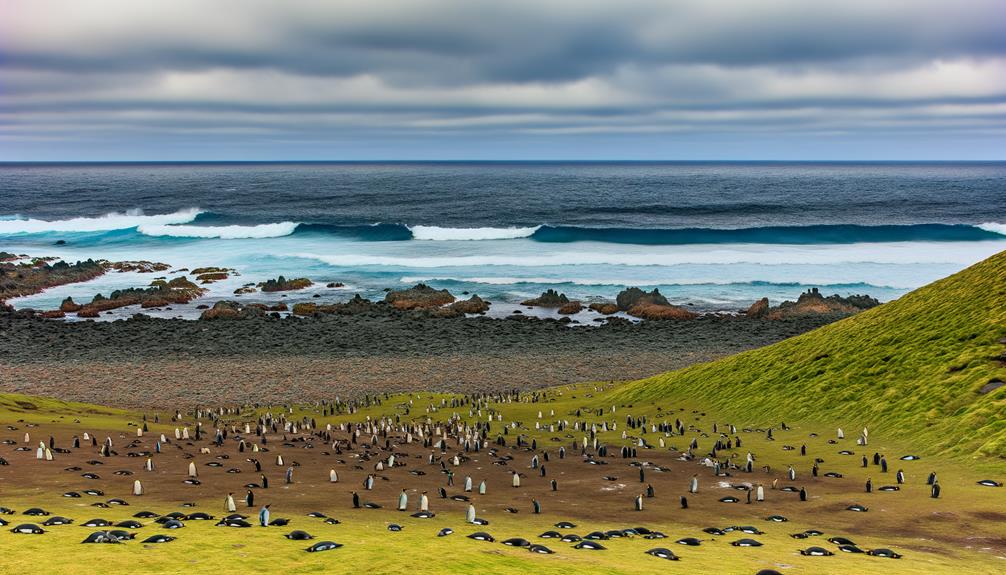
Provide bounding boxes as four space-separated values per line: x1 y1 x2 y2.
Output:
0 310 845 407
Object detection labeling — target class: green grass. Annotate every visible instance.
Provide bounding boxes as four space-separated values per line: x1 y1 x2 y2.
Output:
614 249 1006 460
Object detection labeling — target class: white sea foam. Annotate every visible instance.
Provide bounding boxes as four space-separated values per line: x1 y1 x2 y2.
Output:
977 222 1006 236
0 208 202 234
137 221 299 239
298 240 1006 269
407 225 541 241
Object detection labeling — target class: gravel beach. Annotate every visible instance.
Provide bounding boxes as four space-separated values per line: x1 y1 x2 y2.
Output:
0 311 841 407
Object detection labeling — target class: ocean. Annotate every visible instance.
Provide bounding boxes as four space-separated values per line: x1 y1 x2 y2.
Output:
2 161 1005 320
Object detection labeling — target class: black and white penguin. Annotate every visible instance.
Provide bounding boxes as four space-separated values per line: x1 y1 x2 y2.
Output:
846 504 868 512
528 544 554 554
573 540 606 550
305 541 343 552
502 537 531 547
11 524 45 534
731 538 763 547
437 528 453 537
142 534 175 543
675 537 702 546
467 531 495 542
285 530 314 540
42 517 73 526
645 547 679 560
81 531 121 544
867 548 903 559
800 546 834 556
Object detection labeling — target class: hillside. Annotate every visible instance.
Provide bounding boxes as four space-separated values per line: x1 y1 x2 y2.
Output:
615 249 1006 459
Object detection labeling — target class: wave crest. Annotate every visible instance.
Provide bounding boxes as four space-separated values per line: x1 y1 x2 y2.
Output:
407 225 541 241
0 208 202 234
137 221 298 239
977 222 1006 236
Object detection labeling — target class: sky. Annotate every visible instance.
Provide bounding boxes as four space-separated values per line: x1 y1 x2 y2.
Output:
1 0 1005 161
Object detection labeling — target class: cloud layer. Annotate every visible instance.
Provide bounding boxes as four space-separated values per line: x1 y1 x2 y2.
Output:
2 0 1004 159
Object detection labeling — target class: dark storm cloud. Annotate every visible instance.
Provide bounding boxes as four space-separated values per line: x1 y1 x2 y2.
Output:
0 0 1004 159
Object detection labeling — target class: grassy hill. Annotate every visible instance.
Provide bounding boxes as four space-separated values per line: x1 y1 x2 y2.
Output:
614 249 1006 459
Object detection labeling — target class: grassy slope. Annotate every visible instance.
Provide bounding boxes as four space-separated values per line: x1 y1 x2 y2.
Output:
615 249 1006 459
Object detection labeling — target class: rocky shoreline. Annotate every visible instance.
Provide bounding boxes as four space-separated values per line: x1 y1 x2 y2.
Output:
0 308 847 406
1 254 880 406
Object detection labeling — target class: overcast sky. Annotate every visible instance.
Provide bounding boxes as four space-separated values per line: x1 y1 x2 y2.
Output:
2 0 1004 160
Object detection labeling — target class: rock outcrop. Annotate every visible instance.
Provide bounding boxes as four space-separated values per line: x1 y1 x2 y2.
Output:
616 287 670 310
385 284 455 310
523 289 571 307
557 301 583 315
628 302 698 320
589 303 619 315
258 276 313 292
448 295 490 314
73 276 206 317
750 289 880 320
0 258 106 306
616 287 696 320
745 298 770 319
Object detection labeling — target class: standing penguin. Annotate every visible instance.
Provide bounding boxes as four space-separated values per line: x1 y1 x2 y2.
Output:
512 472 521 488
532 499 541 514
551 479 557 492
680 496 688 509
756 484 765 502
931 482 941 499
188 461 197 478
478 480 486 495
419 492 429 512
689 475 699 494
799 487 807 502
787 466 796 481
246 490 255 508
133 480 143 496
634 494 644 511
330 469 338 483
285 467 294 484
397 489 408 511
896 469 905 484
464 476 472 492
466 504 476 524
352 491 360 509
226 493 236 512
866 478 873 493
259 504 270 527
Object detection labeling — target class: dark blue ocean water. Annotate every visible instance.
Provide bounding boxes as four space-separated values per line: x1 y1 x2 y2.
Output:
2 162 1004 319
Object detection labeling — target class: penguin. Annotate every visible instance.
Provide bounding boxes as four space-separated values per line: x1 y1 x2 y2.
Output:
800 546 834 556
560 534 581 542
931 482 941 498
502 537 531 547
42 516 74 526
730 538 763 547
867 548 903 559
977 480 1003 487
467 532 495 542
142 534 175 543
645 548 679 560
528 544 554 554
675 537 701 546
573 540 606 550
846 504 868 512
11 524 45 534
81 531 121 544
285 530 314 540
305 541 343 552
437 528 453 537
